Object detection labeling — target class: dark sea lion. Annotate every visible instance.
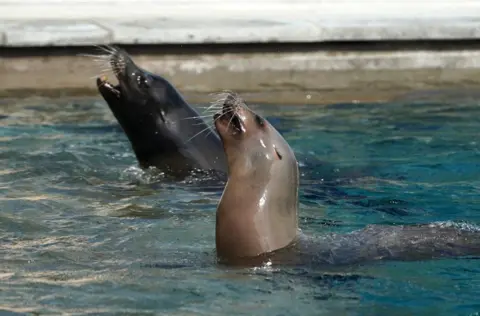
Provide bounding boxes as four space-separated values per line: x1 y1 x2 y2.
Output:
213 92 480 267
94 46 227 178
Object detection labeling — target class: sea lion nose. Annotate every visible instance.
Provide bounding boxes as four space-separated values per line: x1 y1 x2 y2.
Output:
222 103 230 114
222 94 237 113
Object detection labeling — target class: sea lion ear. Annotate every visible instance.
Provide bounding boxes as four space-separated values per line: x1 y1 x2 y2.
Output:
150 85 169 105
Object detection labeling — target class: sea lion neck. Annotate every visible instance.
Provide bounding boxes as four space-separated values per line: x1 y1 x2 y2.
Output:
216 173 298 262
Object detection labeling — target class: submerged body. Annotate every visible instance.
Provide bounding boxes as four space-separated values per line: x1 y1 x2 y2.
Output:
271 223 480 267
96 46 227 178
213 92 480 267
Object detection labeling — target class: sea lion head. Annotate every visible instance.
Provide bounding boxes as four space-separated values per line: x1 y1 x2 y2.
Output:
95 48 190 170
96 46 178 115
95 46 226 173
213 92 299 263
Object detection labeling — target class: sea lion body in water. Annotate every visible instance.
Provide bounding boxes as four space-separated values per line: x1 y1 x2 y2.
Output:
214 92 299 261
213 92 480 267
95 46 227 178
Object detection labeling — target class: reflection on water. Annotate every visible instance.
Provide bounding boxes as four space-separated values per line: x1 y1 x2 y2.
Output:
1 95 480 315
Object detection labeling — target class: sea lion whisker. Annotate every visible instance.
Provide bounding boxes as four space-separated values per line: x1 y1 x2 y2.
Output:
204 90 237 113
89 73 104 80
94 66 112 73
111 64 123 77
185 124 216 143
202 110 224 118
79 53 115 74
192 122 211 126
221 107 234 119
92 57 113 65
94 45 127 76
185 108 234 143
110 58 126 76
210 90 236 101
201 103 223 114
91 60 112 68
95 44 118 56
198 104 219 109
77 53 110 62
199 106 222 113
181 115 214 121
204 107 222 114
80 52 121 81
187 109 224 120
84 66 110 80
202 128 217 139
212 91 265 120
213 109 234 124
93 46 113 57
88 69 112 80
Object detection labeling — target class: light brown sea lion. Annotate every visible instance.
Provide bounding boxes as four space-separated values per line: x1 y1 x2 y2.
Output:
213 92 299 262
212 92 480 267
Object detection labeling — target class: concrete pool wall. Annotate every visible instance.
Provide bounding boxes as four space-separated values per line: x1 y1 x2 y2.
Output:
1 0 480 104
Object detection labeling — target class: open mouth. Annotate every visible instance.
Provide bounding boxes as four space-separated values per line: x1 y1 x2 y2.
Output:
96 76 122 100
214 105 243 133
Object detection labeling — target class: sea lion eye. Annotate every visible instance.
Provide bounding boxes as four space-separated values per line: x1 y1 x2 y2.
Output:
255 115 265 127
274 146 283 160
137 75 149 89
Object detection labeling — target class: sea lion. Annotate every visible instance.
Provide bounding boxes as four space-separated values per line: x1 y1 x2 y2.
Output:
95 46 227 178
213 92 480 267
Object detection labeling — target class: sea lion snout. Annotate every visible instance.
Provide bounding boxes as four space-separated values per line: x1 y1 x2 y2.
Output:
109 47 130 80
96 77 121 102
95 47 137 102
214 93 247 136
99 46 151 97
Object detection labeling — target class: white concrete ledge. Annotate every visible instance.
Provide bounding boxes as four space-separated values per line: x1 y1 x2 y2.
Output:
1 1 480 46
3 48 480 104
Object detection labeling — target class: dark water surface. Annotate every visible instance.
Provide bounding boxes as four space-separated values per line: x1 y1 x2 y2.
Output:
1 97 480 315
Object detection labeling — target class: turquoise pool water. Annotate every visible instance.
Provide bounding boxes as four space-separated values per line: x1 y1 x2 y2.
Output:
1 96 480 315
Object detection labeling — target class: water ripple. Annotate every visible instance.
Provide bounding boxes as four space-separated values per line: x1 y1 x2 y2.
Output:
1 97 480 315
